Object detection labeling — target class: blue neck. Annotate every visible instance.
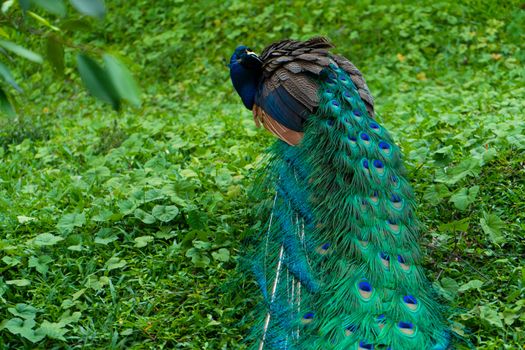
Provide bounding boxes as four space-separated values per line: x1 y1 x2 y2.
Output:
230 61 261 110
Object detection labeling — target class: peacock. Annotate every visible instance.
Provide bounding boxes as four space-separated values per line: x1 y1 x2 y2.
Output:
229 37 451 350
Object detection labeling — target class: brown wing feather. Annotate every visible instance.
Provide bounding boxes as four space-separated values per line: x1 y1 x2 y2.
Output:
253 105 304 145
253 37 375 144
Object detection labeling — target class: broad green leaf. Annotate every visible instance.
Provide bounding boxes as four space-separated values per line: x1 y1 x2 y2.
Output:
84 275 109 291
439 277 458 301
507 135 525 150
28 255 52 274
0 62 22 92
0 87 15 117
37 320 68 341
118 199 136 215
31 0 66 16
144 189 164 202
46 35 64 74
458 279 483 292
2 317 43 342
58 311 81 326
480 305 503 328
435 158 481 185
193 240 211 249
152 205 179 222
57 212 86 234
94 228 118 245
185 248 210 267
134 235 153 248
480 212 506 244
33 233 64 246
6 279 31 287
70 0 105 19
134 209 155 224
423 184 450 203
8 304 37 319
449 185 479 211
105 257 127 270
103 54 141 106
187 210 208 230
2 256 20 266
438 218 470 233
91 209 113 222
0 40 43 63
77 54 120 109
17 215 36 224
212 248 230 262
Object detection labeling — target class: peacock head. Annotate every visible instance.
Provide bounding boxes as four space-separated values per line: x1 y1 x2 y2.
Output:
229 45 263 110
229 45 263 69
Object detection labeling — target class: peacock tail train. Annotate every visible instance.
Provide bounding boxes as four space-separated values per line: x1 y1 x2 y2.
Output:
229 38 451 350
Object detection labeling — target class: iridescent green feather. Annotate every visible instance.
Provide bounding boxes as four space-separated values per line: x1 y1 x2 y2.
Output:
242 63 451 350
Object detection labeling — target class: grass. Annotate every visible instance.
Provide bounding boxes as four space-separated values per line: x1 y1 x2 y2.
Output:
0 0 524 348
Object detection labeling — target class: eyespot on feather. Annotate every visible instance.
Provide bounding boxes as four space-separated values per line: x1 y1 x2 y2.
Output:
358 340 374 350
301 312 315 324
398 321 415 336
358 281 373 299
403 295 419 311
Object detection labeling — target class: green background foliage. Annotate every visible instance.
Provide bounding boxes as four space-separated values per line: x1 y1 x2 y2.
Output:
0 0 524 348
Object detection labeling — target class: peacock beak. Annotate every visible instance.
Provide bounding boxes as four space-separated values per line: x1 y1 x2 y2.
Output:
246 51 263 64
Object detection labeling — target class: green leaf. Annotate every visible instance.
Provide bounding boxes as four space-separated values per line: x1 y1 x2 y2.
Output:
480 305 503 328
70 0 105 19
0 40 43 63
27 10 60 30
438 218 470 233
144 189 164 202
152 205 179 222
133 209 156 224
449 185 479 211
0 62 22 92
0 87 15 117
77 54 120 109
211 248 230 262
58 311 81 326
507 135 525 150
103 54 141 106
435 158 481 185
94 228 118 245
134 235 154 248
439 277 458 301
185 248 210 267
118 199 136 216
105 257 127 270
2 256 20 266
46 35 65 74
57 212 86 234
6 279 31 287
84 275 109 291
423 184 450 203
8 304 38 319
17 215 36 224
33 233 64 246
458 279 483 292
28 255 52 274
480 212 506 244
2 317 44 342
31 0 66 16
37 320 68 341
